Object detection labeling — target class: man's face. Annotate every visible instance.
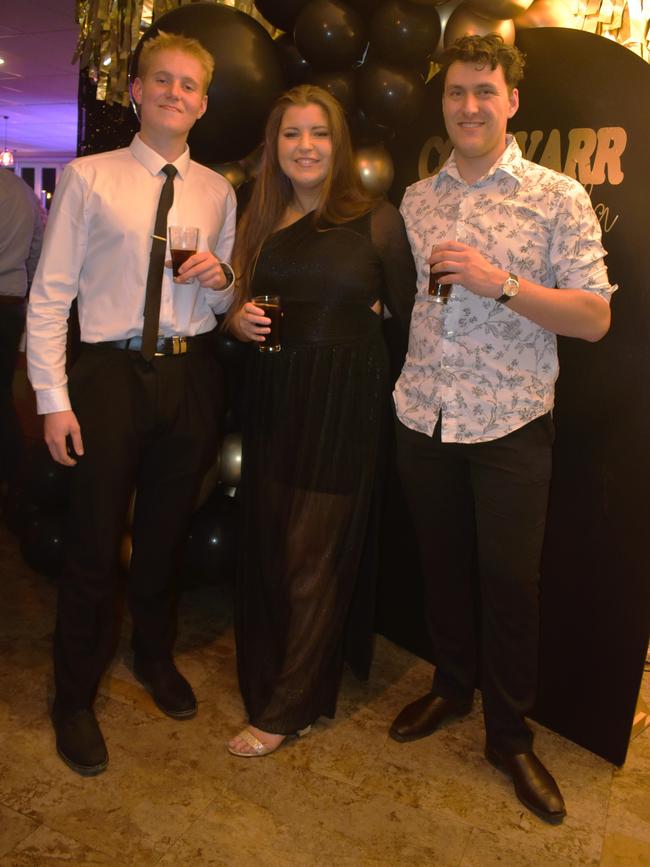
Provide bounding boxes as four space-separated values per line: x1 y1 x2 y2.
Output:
442 60 518 175
132 48 208 143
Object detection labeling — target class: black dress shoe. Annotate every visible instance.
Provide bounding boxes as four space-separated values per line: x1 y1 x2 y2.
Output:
133 657 197 720
52 706 108 776
486 746 566 824
389 693 473 743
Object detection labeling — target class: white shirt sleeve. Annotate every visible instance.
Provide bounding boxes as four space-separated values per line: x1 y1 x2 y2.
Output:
202 183 237 315
27 164 88 414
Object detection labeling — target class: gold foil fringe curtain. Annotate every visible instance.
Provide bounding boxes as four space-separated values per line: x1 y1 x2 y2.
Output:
74 0 277 105
76 0 649 106
570 0 650 58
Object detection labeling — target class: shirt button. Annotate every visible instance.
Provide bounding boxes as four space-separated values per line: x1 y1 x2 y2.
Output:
445 330 454 338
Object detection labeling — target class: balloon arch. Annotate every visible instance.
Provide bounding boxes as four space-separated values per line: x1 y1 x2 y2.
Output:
74 0 649 194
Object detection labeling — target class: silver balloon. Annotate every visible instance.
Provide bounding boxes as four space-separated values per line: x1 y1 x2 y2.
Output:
467 0 533 19
443 3 516 46
355 145 395 195
432 0 465 59
218 432 242 488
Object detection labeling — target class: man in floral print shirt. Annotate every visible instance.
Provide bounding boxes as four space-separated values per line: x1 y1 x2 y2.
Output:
389 34 615 824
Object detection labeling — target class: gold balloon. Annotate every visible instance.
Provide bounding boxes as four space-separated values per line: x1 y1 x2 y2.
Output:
467 0 533 20
515 0 577 28
444 4 516 46
119 533 132 572
355 145 395 195
213 162 247 190
240 143 264 180
126 489 136 529
218 432 242 488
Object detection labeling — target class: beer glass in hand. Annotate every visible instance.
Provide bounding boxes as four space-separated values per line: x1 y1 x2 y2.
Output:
168 226 199 278
428 269 453 304
253 294 281 353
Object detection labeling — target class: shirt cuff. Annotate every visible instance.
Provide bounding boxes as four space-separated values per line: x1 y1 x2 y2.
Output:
202 279 235 315
35 386 72 415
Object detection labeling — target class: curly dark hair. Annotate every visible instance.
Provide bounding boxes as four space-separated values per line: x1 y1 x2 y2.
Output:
440 34 526 91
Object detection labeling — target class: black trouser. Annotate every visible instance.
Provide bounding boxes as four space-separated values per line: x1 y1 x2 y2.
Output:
396 413 554 754
0 299 26 486
54 344 223 710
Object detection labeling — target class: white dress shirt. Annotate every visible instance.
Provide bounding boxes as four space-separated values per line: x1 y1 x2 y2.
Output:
395 137 616 444
27 134 236 414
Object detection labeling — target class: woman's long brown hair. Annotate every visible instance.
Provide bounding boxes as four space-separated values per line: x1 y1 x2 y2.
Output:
225 84 377 328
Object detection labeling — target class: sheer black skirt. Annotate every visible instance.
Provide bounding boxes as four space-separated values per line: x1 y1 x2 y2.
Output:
235 302 387 733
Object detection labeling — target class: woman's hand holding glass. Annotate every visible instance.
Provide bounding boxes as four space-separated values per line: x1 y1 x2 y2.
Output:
232 301 272 344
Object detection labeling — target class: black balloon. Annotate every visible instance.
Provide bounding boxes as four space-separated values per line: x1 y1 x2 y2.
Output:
275 33 313 86
222 405 242 435
310 69 357 114
294 0 367 72
345 0 378 14
23 443 71 511
255 0 310 30
3 485 41 537
358 62 426 129
182 490 238 585
20 511 67 578
132 3 287 164
370 1 442 68
349 108 394 146
214 331 250 368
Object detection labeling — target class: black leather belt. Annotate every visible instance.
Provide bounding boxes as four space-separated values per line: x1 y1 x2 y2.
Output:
82 330 215 356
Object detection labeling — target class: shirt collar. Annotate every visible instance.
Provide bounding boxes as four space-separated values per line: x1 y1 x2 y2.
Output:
129 133 191 179
434 135 524 189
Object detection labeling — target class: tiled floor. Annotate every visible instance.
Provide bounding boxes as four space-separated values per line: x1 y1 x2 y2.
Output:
0 520 648 866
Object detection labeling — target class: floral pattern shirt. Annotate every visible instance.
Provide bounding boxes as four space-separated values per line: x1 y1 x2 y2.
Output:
394 136 615 443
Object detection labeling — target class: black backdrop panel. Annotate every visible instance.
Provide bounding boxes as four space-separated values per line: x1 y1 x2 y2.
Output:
378 29 650 765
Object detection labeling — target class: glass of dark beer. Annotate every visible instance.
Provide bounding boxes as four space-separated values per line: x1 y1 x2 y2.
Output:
428 269 453 304
168 226 199 278
253 294 281 353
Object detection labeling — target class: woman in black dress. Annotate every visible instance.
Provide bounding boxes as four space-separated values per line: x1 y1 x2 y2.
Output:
226 85 415 756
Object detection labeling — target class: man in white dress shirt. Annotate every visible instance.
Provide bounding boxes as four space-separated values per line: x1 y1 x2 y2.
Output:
27 32 236 775
389 35 615 822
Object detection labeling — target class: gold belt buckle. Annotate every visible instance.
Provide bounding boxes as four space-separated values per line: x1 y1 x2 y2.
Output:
172 335 188 355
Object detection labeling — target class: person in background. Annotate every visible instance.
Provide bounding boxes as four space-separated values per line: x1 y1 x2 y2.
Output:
0 169 43 493
27 31 236 776
226 84 416 757
390 34 615 823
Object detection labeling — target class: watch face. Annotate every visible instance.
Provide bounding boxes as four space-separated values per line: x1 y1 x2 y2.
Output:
504 275 519 296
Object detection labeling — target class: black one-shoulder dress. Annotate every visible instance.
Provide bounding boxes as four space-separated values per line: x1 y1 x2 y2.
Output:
235 200 416 734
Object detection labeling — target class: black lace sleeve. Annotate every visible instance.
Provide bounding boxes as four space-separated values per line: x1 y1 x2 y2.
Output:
370 199 417 334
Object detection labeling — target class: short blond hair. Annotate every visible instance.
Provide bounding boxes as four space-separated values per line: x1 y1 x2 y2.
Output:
137 30 215 93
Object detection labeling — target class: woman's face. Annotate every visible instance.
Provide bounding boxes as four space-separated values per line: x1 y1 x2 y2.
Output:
277 103 333 197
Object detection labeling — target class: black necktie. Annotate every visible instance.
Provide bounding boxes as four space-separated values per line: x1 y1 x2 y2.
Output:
141 163 177 361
